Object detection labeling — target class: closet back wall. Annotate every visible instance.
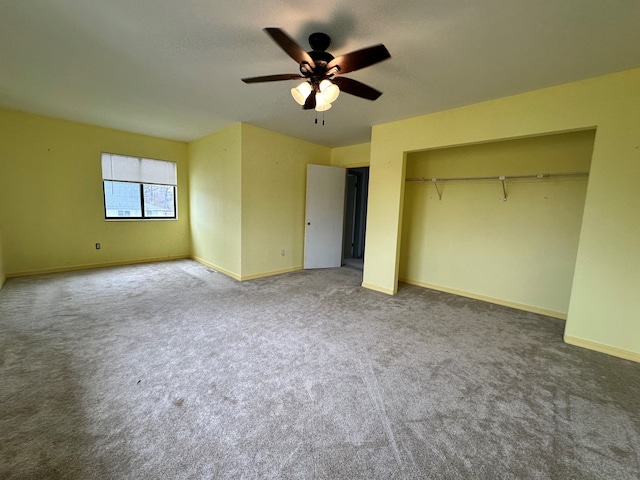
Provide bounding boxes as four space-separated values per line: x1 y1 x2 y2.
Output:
399 130 595 318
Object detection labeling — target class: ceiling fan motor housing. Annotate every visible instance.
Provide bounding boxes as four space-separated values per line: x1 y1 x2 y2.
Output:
301 33 337 87
308 32 331 52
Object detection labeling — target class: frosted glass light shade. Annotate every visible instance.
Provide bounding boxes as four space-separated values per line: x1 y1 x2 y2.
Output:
319 79 340 103
314 93 332 112
291 82 312 105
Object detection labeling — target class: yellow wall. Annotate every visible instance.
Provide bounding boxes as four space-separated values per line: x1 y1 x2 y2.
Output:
0 111 330 283
400 131 594 318
240 124 331 279
0 108 190 276
364 68 640 361
187 123 331 281
331 142 371 168
3 69 637 363
188 124 242 279
0 227 5 289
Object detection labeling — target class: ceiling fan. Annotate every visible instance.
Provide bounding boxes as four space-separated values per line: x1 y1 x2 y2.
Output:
242 28 391 112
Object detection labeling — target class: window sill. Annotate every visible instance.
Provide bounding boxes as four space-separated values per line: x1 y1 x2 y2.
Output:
104 217 178 222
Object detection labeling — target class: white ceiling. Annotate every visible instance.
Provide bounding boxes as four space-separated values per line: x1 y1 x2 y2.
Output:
1 1 639 148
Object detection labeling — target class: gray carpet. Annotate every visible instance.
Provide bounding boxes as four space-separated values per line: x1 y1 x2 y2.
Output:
1 260 638 479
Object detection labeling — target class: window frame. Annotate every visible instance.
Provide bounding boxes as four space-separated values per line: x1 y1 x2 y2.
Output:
101 153 178 221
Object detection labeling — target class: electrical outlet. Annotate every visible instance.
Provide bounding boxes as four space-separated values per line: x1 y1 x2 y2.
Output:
281 249 285 256
95 243 101 250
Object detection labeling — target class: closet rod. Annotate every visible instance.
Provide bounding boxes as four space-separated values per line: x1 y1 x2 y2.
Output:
405 172 589 183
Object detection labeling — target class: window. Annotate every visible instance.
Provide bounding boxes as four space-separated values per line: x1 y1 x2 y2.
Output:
101 153 177 219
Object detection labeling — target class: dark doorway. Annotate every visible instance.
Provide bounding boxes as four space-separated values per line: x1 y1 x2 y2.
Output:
343 167 369 270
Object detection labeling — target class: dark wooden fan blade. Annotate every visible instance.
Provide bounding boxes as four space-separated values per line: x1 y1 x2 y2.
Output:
242 74 305 83
303 91 316 110
264 28 316 69
332 77 382 100
327 44 390 74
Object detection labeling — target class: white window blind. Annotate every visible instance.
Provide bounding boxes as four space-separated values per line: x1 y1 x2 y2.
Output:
101 153 177 186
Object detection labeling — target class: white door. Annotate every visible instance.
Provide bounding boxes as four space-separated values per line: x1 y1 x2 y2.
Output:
304 164 346 269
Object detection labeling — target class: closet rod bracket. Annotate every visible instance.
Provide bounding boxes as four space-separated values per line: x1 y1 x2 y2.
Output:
431 178 442 200
499 176 507 201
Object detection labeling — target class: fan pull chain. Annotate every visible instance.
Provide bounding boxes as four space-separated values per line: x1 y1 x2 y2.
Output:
314 112 327 126
312 112 327 125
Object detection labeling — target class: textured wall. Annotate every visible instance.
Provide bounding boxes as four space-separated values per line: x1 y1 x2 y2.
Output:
331 142 371 168
400 130 594 317
365 68 640 361
188 124 243 278
240 124 331 279
0 227 5 289
0 108 189 276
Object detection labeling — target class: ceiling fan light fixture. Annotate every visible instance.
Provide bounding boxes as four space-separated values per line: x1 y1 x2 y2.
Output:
291 81 312 105
319 79 340 103
244 28 390 117
314 92 332 112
